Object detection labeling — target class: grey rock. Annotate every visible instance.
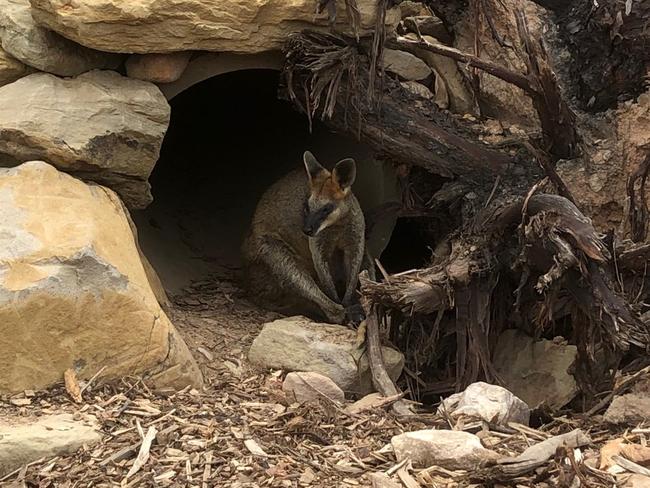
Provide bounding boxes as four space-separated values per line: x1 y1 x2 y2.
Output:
0 414 101 476
403 34 474 114
440 381 530 426
493 329 578 410
399 1 430 18
369 472 401 488
0 71 170 208
249 316 404 395
604 393 650 425
403 16 451 44
400 80 434 99
383 49 431 81
0 46 31 87
0 0 121 76
283 371 345 404
391 429 500 469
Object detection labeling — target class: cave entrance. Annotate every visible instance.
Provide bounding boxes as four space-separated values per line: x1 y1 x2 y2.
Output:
132 69 408 296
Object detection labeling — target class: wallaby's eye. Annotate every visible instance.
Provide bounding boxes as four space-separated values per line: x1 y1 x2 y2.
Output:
319 203 335 217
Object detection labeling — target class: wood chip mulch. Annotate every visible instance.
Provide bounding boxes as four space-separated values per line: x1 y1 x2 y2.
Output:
0 275 647 487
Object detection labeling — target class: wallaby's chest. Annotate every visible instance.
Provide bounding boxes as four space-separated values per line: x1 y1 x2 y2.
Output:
328 246 347 298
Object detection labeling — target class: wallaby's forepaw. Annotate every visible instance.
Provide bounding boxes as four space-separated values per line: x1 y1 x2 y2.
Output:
344 303 365 325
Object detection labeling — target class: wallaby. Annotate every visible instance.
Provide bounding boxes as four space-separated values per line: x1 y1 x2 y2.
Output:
241 151 374 324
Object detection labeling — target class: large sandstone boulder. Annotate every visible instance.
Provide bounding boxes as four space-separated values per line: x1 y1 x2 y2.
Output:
0 70 170 208
0 46 31 87
0 161 202 393
249 316 404 395
0 0 121 76
29 0 400 54
0 414 101 477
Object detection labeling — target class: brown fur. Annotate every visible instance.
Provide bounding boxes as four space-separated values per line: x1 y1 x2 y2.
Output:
241 152 374 324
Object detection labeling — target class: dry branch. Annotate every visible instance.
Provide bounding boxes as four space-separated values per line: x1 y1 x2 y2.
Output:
362 301 414 416
479 429 592 480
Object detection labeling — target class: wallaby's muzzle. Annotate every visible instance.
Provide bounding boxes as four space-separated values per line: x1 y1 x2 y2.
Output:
302 220 318 237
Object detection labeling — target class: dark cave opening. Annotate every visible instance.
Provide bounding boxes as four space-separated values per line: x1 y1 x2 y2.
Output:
378 218 433 274
132 69 411 295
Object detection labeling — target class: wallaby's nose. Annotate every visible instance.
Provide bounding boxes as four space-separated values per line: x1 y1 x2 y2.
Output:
302 224 316 237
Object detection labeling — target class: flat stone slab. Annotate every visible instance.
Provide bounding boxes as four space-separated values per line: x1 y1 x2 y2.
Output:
0 414 102 476
249 316 404 395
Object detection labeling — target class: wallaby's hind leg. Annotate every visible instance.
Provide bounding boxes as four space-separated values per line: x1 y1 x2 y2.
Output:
254 237 345 324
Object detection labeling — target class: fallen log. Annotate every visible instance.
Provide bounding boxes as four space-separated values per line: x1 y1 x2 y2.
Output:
281 30 522 181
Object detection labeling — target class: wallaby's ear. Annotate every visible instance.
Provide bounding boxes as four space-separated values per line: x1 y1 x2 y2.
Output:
303 151 325 183
333 158 356 190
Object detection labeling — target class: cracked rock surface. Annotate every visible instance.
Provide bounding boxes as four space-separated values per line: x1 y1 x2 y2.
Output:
0 161 202 393
0 0 120 76
0 71 170 208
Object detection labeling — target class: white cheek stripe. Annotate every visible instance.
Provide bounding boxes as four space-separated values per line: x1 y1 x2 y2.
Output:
317 208 342 233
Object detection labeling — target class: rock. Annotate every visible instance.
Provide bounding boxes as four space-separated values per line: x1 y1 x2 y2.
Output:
453 0 543 126
404 34 474 114
0 71 170 208
125 52 192 84
604 393 650 425
0 46 31 87
383 49 432 81
368 472 401 488
439 381 530 426
0 0 120 76
493 329 578 410
0 414 101 476
399 1 430 18
0 161 202 393
30 0 401 54
624 475 650 488
391 429 499 469
282 371 345 404
400 80 434 99
249 316 404 395
403 16 451 44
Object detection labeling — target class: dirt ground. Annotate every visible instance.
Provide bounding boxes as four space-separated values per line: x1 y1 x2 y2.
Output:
0 268 643 488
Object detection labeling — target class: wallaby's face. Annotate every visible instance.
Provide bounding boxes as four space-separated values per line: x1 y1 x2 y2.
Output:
302 151 357 237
